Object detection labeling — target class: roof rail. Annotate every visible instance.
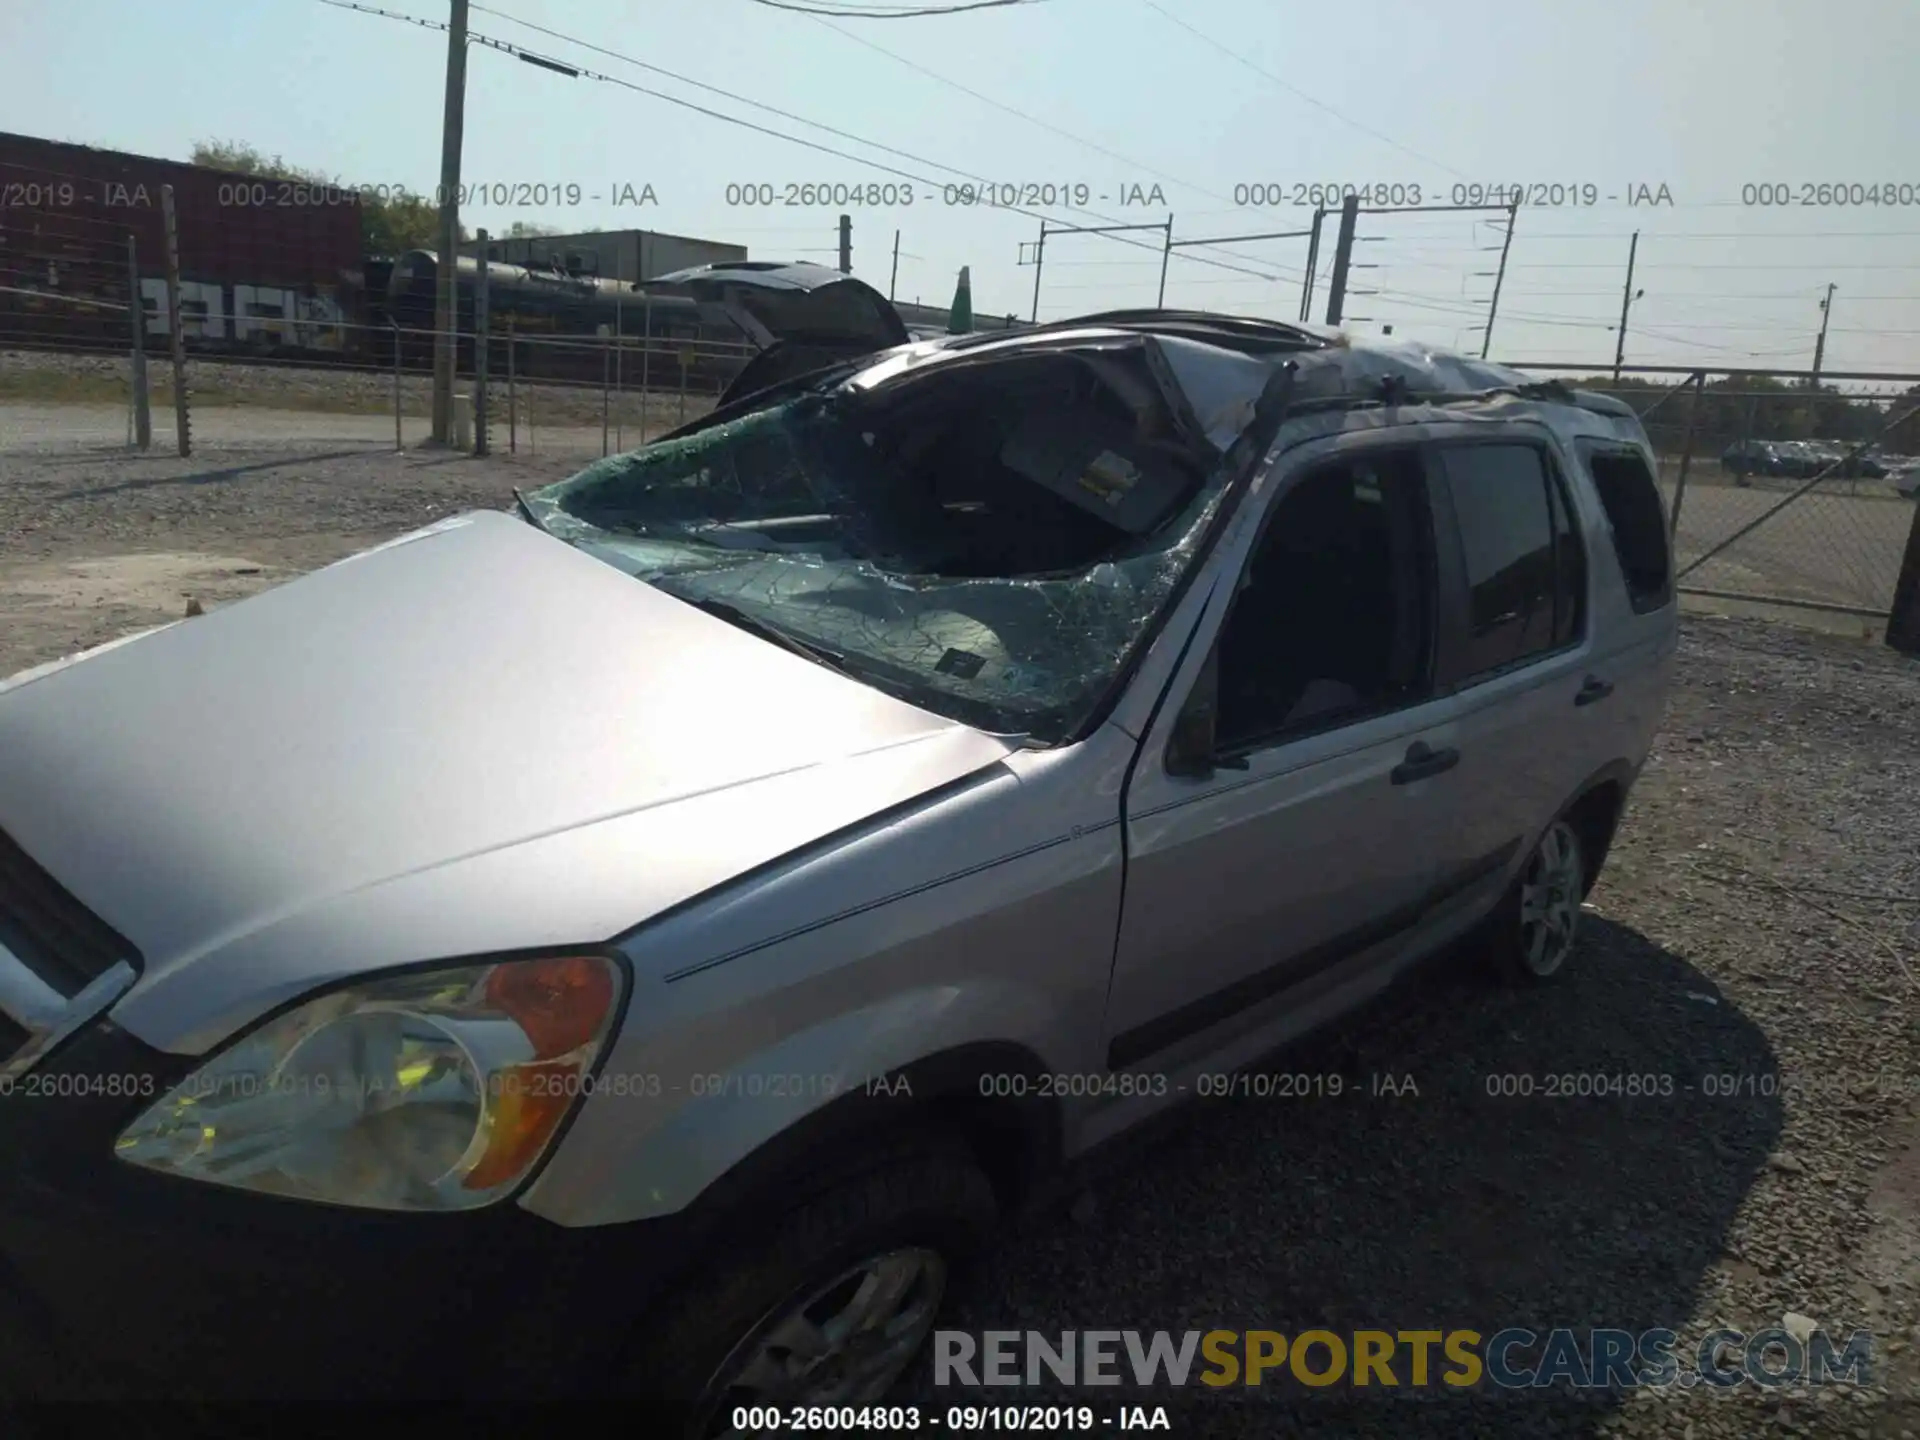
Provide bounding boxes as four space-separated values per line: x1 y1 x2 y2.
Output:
1012 308 1331 351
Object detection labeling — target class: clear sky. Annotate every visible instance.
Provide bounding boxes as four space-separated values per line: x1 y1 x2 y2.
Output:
4 0 1917 377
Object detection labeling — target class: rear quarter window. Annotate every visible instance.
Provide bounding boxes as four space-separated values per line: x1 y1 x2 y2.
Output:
1582 446 1673 613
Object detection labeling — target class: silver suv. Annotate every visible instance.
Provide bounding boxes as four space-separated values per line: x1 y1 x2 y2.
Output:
0 267 1676 1430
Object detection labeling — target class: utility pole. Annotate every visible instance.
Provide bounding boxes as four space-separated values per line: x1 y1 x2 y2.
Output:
1480 199 1518 359
1323 193 1360 326
1811 283 1835 382
126 235 150 450
159 184 190 457
431 0 470 445
1612 230 1640 382
889 228 900 301
473 228 489 455
838 214 852 274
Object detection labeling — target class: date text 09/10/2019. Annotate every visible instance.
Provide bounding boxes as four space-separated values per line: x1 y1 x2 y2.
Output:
206 181 661 210
1230 182 1676 208
721 182 1170 209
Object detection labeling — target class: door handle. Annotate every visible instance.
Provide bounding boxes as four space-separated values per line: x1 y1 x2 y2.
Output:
1574 675 1615 707
1391 740 1460 785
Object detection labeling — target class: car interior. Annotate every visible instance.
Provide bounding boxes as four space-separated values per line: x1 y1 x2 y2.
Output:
559 344 1221 581
1213 450 1435 750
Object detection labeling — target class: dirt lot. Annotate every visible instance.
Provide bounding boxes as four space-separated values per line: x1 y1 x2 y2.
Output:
1 437 1918 1437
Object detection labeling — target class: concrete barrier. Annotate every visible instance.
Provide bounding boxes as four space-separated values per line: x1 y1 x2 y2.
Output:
452 393 473 452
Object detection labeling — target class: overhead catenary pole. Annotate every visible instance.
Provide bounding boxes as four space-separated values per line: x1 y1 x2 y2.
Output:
1323 193 1360 326
1613 230 1640 381
1157 215 1172 307
614 284 624 450
1029 221 1046 323
1298 206 1325 322
431 0 470 445
159 184 190 457
1812 282 1836 382
838 213 852 274
889 228 900 301
126 235 150 450
1480 199 1519 359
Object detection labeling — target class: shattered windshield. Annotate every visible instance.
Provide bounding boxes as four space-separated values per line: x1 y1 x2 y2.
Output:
522 370 1233 744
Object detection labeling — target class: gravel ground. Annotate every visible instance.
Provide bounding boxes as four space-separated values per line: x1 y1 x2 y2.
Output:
1 440 1917 1437
920 615 1920 1439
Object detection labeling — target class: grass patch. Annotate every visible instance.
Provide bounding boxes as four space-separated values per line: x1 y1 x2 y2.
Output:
0 368 426 416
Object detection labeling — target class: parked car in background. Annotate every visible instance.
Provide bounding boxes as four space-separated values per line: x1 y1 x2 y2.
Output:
1845 447 1889 480
1721 439 1775 480
0 267 1681 1430
1771 441 1821 479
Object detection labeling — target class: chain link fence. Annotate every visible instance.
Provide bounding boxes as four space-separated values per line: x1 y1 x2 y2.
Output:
4 165 1913 624
0 146 750 462
0 324 743 459
1516 365 1920 620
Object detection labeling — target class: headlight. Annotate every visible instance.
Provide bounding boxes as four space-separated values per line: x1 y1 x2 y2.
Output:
114 954 624 1212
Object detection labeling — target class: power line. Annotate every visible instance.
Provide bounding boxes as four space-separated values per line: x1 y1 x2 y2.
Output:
1375 259 1920 271
1138 0 1463 178
467 1 1024 191
747 0 1046 15
1478 230 1920 242
448 0 1287 286
797 12 1302 278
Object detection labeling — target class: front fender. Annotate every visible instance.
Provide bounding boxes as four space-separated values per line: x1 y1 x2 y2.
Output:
519 735 1132 1228
522 980 1076 1227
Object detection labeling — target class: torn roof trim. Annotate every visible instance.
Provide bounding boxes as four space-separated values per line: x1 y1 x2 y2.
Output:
841 319 1626 448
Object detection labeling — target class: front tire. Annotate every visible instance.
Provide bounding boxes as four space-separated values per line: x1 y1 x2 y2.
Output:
1486 818 1587 984
633 1139 998 1438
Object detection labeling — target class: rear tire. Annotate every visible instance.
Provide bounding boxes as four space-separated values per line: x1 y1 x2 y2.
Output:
1484 818 1587 985
630 1138 998 1438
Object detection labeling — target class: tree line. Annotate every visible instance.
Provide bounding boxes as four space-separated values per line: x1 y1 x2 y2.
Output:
1571 372 1920 454
190 140 563 256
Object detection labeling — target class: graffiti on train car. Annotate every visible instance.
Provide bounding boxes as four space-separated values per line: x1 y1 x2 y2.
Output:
136 277 348 349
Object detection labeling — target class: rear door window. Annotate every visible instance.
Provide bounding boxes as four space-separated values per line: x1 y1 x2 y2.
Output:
1582 447 1673 613
1435 443 1578 679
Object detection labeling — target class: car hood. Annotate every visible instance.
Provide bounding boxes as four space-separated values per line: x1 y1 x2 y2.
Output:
0 510 1013 1053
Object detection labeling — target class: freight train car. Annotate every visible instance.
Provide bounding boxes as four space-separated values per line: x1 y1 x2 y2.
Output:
0 130 363 357
383 249 750 388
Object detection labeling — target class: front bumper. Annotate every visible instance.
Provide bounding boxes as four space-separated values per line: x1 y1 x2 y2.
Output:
0 1021 687 1403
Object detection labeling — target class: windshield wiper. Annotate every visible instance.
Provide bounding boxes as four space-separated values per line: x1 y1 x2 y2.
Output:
511 488 549 533
686 597 853 673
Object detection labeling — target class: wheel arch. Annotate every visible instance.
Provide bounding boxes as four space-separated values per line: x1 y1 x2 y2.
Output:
664 1039 1064 1234
1549 758 1638 895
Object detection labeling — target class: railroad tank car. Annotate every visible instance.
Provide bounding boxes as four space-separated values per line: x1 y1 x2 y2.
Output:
384 249 745 387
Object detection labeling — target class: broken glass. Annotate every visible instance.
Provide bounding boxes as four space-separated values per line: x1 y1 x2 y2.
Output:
522 392 1228 743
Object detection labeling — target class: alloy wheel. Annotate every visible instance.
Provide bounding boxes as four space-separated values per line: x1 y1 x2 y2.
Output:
1517 820 1585 977
695 1247 947 1437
